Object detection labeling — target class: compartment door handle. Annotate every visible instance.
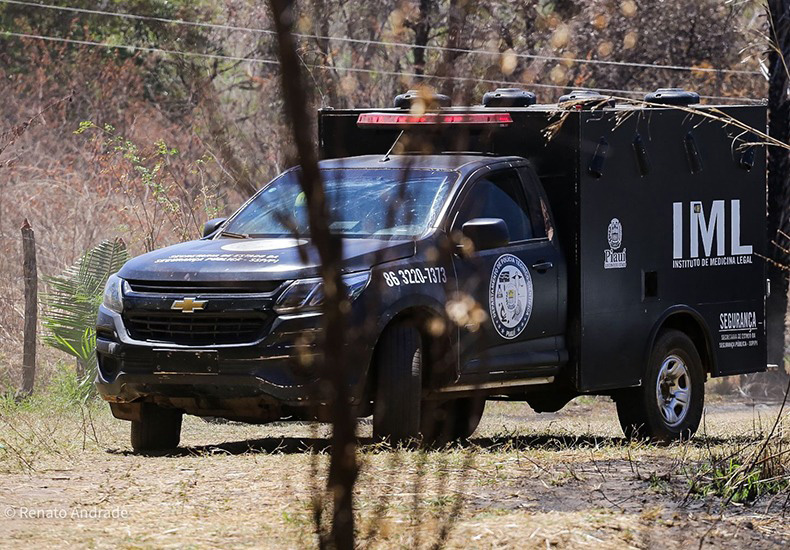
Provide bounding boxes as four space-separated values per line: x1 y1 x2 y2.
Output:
531 261 554 273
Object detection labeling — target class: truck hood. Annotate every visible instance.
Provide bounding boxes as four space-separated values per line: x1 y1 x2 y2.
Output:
118 237 416 282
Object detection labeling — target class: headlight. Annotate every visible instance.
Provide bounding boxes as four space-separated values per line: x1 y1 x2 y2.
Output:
274 271 370 314
102 273 129 313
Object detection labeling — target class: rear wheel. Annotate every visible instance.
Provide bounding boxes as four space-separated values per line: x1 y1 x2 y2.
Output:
131 403 182 453
615 329 704 442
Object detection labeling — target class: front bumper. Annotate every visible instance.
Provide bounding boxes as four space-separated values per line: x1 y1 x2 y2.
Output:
96 304 347 408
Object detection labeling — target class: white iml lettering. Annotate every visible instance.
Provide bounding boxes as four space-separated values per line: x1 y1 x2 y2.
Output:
673 202 683 260
672 200 753 260
690 200 725 258
730 199 753 256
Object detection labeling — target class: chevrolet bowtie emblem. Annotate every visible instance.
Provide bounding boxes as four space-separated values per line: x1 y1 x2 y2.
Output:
171 297 207 313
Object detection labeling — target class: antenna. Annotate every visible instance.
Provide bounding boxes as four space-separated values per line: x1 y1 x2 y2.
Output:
380 130 405 162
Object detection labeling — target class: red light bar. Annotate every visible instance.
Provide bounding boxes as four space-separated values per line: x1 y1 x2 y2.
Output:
357 112 513 127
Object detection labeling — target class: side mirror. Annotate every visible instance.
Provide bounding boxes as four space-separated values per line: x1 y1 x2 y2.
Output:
202 217 227 237
460 218 509 253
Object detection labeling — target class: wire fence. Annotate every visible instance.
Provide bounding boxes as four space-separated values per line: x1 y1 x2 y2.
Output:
0 31 765 104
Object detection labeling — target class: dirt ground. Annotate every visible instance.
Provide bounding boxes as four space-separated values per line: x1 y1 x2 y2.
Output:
1 392 788 549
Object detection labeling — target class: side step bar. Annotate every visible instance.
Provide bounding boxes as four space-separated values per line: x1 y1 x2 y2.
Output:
435 376 554 394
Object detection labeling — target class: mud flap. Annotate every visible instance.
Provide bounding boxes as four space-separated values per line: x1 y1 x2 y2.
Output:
110 402 143 422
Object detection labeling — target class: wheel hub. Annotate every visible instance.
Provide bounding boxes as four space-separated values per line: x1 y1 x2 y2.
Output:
655 354 691 427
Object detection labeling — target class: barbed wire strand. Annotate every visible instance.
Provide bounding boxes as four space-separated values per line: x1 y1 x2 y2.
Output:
0 30 763 104
0 0 764 76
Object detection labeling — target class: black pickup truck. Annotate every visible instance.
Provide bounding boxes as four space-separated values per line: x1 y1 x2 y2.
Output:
96 88 768 451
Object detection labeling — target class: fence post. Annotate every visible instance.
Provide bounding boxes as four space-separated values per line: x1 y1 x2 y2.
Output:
20 218 37 397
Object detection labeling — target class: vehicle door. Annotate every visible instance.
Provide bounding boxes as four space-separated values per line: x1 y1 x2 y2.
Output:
448 164 563 375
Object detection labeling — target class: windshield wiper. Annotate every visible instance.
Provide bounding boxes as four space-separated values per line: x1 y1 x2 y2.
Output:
219 230 249 239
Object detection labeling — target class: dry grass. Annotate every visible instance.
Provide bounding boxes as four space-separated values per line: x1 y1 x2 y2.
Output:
1 387 788 549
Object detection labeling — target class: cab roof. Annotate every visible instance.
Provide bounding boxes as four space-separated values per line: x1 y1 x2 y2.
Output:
317 154 522 176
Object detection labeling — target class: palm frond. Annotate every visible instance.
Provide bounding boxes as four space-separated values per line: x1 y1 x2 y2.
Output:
42 239 129 377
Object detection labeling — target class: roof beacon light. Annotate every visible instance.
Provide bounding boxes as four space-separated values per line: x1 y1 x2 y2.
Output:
357 112 513 127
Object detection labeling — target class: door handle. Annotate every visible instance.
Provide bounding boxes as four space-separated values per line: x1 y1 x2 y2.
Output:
531 261 554 272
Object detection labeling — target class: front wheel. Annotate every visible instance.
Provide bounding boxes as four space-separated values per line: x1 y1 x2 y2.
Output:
131 403 182 453
615 330 705 443
373 323 423 444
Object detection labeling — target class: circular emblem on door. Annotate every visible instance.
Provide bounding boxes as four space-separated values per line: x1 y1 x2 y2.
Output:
489 254 534 340
607 218 623 250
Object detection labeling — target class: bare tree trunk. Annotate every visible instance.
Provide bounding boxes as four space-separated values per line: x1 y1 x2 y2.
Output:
20 218 37 397
200 90 260 198
436 0 471 97
182 62 260 198
268 1 358 548
413 0 433 76
767 0 790 370
309 0 343 108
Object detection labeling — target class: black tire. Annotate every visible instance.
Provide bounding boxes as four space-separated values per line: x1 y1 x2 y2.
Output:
373 323 422 444
131 403 182 452
421 397 486 447
615 329 705 443
453 396 486 440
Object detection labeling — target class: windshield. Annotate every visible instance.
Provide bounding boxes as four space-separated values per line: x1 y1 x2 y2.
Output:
222 168 456 239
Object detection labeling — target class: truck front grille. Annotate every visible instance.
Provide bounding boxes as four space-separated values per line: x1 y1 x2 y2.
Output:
126 279 284 295
123 312 267 345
